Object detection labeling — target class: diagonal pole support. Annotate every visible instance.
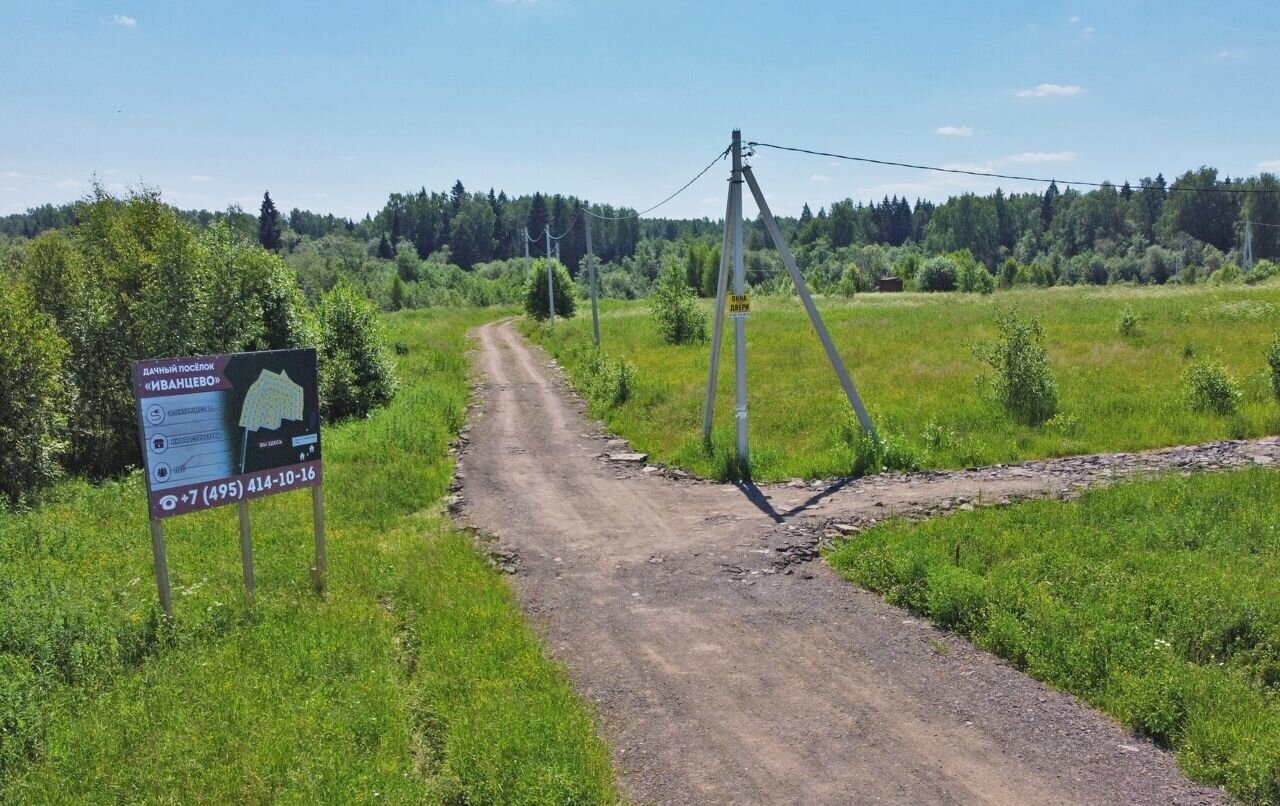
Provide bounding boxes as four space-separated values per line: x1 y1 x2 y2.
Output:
742 165 878 442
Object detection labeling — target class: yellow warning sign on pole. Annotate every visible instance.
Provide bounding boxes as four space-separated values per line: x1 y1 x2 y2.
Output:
728 293 751 318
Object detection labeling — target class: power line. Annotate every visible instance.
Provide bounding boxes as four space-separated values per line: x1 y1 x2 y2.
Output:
584 145 732 221
746 141 1280 195
1244 219 1280 229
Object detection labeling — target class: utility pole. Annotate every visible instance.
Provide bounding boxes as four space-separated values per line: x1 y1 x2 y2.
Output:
545 223 556 325
523 227 530 277
1244 220 1254 273
702 189 734 443
730 129 748 469
586 214 600 346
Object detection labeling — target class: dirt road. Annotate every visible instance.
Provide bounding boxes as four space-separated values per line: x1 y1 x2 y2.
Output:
457 320 1257 805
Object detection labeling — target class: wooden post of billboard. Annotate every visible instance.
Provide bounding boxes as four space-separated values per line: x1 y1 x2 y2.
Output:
149 518 173 618
312 484 327 593
238 501 255 605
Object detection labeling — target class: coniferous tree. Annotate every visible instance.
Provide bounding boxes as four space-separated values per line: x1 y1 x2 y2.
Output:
257 191 281 251
450 180 466 216
376 234 393 259
527 192 549 243
1041 181 1060 230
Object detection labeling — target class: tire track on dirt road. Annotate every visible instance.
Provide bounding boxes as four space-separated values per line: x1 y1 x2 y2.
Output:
457 319 1244 805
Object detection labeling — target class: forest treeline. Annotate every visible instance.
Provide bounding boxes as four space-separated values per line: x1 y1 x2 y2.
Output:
5 165 1277 313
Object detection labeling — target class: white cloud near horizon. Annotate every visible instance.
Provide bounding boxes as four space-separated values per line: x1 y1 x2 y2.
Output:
1259 160 1280 173
1006 151 1077 163
1016 83 1085 98
809 174 831 182
936 125 974 137
190 175 214 182
113 13 137 27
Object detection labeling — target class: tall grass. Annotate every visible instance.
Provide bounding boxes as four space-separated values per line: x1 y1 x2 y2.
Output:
0 308 617 804
527 286 1280 481
828 469 1280 804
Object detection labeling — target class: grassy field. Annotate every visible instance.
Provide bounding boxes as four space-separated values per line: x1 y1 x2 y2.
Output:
827 468 1280 804
526 285 1280 481
0 309 618 804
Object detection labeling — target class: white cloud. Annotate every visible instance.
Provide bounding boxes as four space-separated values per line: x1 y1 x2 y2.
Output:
942 161 997 174
1215 49 1245 60
808 174 831 183
1082 26 1096 35
0 187 17 194
1259 160 1280 173
936 125 974 137
1 171 31 179
113 13 137 27
190 175 214 182
1068 15 1081 23
1016 83 1086 98
1006 151 1077 163
56 179 86 189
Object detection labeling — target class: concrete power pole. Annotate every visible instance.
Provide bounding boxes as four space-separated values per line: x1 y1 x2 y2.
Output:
545 223 556 325
586 214 600 346
1244 220 1254 273
730 129 748 469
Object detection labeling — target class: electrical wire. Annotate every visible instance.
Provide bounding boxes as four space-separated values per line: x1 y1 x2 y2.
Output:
585 145 732 221
746 141 1280 195
1244 220 1280 229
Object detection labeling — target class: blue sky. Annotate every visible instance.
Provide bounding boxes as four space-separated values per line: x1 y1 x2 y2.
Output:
3 1 1278 220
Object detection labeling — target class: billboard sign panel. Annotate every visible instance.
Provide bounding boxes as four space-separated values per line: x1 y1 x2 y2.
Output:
132 349 322 520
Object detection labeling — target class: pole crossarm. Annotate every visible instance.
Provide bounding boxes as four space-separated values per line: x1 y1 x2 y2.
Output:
742 164 879 442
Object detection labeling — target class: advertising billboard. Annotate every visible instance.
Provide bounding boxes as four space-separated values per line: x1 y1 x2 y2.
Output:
131 349 323 520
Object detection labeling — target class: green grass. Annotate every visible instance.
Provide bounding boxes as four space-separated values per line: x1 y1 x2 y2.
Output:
526 286 1280 481
827 468 1280 804
0 308 617 804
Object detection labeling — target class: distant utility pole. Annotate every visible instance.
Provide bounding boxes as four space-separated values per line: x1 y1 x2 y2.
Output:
545 223 556 325
585 214 601 346
1244 220 1254 273
523 227 530 277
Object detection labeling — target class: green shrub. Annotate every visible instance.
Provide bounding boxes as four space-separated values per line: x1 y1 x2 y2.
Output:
318 281 398 421
649 258 707 344
835 263 863 297
975 309 1058 426
1183 360 1241 415
1118 307 1140 337
998 258 1021 288
1268 334 1280 402
585 349 636 408
523 259 576 321
1246 259 1280 285
0 280 68 507
955 252 995 294
838 413 919 476
917 256 958 292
